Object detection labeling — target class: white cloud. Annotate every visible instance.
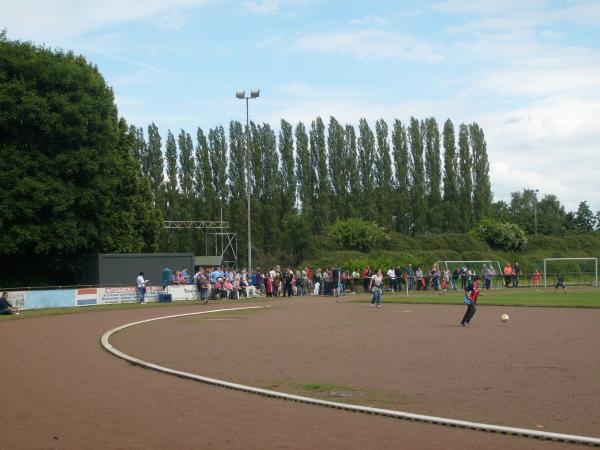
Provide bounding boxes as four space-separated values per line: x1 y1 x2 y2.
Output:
1 0 208 41
256 35 284 48
294 29 444 63
243 0 283 14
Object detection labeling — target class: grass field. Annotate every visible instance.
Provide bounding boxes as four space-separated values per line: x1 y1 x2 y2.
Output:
352 286 600 308
1 286 599 322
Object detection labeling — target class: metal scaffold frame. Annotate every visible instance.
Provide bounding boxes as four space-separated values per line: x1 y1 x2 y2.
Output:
164 220 238 269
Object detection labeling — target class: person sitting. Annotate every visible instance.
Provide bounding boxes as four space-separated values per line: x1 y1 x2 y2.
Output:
181 268 191 284
172 271 186 285
0 292 19 315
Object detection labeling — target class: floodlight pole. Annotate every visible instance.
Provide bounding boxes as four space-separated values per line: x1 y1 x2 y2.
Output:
236 89 260 275
534 189 539 234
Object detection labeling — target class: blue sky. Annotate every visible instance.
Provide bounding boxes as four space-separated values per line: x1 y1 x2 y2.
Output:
3 0 600 212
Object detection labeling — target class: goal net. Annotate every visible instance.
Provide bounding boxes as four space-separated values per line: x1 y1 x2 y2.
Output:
437 260 503 289
543 258 598 288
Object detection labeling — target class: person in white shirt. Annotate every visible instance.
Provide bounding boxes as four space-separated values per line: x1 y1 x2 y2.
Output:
370 269 384 308
386 267 396 292
137 272 149 304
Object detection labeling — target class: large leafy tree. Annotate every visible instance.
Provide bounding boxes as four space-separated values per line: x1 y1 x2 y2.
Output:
574 201 596 233
0 38 159 285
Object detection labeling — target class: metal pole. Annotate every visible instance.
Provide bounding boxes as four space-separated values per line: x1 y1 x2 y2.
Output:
246 98 252 275
534 189 539 234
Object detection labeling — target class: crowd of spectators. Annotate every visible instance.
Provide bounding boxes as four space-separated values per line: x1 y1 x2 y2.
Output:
157 261 534 302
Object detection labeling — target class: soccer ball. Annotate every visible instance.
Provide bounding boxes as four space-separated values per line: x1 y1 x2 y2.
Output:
501 313 509 322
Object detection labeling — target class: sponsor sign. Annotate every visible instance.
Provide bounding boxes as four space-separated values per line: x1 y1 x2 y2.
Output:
76 288 97 306
98 286 161 304
25 289 76 309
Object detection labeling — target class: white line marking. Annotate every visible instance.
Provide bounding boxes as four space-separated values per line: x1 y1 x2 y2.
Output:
101 306 600 447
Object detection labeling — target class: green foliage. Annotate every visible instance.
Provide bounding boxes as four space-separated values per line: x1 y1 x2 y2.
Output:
476 219 527 251
327 219 390 252
0 38 159 285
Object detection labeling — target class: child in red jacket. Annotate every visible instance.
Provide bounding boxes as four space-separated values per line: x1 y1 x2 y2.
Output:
460 277 480 327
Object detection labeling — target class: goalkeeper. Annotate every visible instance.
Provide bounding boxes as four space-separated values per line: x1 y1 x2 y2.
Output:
552 273 568 294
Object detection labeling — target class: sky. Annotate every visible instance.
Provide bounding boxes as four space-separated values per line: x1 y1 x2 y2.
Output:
3 0 600 212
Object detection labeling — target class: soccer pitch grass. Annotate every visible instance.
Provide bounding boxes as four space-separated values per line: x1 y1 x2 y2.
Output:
357 286 600 308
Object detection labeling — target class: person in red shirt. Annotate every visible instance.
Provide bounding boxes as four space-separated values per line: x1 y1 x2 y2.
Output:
460 277 480 327
532 269 541 290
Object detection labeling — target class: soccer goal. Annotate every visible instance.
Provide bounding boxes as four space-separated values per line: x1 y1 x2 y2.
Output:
543 258 598 288
437 260 503 288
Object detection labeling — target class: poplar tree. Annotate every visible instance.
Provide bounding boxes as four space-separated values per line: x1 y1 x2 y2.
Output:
424 117 442 232
177 130 195 205
408 117 426 233
295 122 312 217
469 123 492 223
442 119 460 231
146 123 164 209
228 120 248 258
164 130 178 218
209 125 228 208
457 123 473 230
344 124 360 218
358 118 376 221
375 119 393 228
256 123 279 252
392 119 410 233
278 119 296 216
195 127 214 220
327 116 346 220
310 117 330 232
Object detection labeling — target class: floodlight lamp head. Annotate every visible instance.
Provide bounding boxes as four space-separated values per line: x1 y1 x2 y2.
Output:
250 89 260 98
236 90 245 99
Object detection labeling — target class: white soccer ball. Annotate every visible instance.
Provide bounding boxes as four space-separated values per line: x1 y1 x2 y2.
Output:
501 313 509 322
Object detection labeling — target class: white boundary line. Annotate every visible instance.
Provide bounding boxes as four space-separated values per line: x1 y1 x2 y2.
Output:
101 306 600 447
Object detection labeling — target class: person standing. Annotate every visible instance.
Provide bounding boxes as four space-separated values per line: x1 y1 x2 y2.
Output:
387 267 396 292
362 266 371 293
553 273 568 294
460 277 480 326
369 269 384 308
532 269 542 290
513 262 522 288
137 272 149 304
503 263 513 288
0 292 19 315
331 267 340 297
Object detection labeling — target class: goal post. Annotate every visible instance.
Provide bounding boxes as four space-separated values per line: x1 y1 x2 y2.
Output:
543 258 598 288
437 260 503 288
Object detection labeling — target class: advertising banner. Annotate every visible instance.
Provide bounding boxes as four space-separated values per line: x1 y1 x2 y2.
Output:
76 288 98 306
98 286 161 304
25 289 76 309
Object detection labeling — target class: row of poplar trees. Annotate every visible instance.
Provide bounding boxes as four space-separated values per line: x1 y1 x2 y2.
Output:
132 116 492 258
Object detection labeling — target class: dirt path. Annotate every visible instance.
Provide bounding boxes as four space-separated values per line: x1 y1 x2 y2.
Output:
1 298 597 449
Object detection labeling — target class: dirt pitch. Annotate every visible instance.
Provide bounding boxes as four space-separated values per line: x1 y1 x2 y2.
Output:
2 296 599 449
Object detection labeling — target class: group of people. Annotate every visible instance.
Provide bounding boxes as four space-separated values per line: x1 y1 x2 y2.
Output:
135 261 568 305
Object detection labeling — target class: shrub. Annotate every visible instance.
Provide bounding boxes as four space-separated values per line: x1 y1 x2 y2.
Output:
476 219 527 252
327 219 390 252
